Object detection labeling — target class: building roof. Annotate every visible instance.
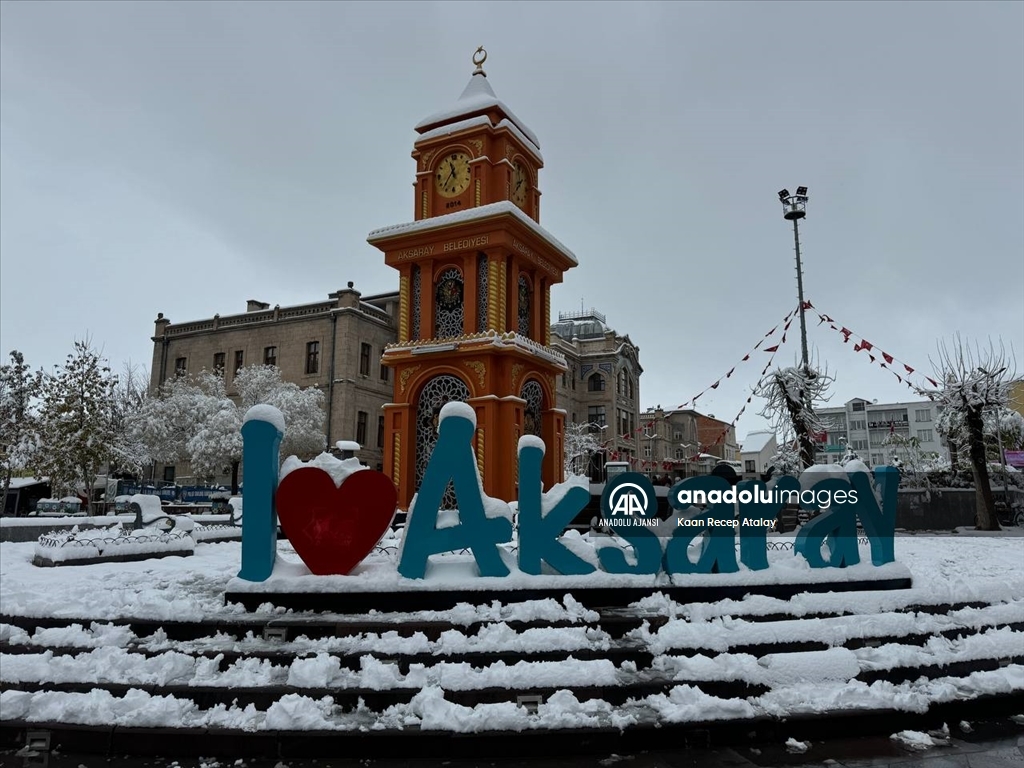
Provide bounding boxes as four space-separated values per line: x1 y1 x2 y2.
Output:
551 309 610 341
415 71 541 151
367 201 578 266
740 431 776 454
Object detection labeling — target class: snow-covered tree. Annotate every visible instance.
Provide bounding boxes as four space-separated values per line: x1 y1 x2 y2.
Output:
983 406 1024 456
233 365 326 459
927 337 1016 530
563 422 605 478
133 365 325 493
129 372 218 468
765 439 802 478
107 362 151 478
755 362 834 469
0 350 43 507
34 340 119 509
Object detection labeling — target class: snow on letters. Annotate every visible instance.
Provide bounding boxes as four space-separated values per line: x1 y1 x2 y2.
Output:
237 406 899 582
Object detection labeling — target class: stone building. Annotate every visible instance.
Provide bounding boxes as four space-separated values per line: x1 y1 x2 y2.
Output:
638 407 701 480
149 283 398 483
550 308 642 481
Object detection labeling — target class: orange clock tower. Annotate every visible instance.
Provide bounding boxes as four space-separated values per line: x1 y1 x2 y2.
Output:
368 48 578 510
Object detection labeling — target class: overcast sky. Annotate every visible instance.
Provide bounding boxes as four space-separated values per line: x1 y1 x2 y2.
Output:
2 1 1021 440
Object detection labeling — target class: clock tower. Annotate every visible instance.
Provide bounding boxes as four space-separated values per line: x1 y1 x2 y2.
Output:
368 48 578 509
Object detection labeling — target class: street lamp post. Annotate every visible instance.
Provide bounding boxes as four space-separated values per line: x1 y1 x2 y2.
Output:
778 187 810 372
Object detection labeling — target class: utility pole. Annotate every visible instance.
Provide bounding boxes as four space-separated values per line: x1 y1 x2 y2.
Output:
778 187 810 372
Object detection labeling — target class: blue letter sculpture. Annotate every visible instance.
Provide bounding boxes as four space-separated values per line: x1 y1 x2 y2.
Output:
397 404 512 579
664 475 738 574
517 438 595 576
238 407 284 582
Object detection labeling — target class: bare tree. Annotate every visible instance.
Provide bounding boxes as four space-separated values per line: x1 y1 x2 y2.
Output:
755 360 834 469
563 422 606 478
929 336 1017 530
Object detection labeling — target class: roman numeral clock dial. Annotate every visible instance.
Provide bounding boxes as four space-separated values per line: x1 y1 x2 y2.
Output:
435 151 472 198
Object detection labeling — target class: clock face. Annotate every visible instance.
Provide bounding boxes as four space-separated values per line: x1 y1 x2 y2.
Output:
511 161 529 207
436 275 463 310
435 151 472 198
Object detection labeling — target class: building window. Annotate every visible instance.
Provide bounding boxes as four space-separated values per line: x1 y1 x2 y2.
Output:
852 401 865 412
234 350 244 374
380 361 389 382
517 275 531 338
915 409 932 422
571 365 576 390
618 409 629 437
213 352 225 372
356 411 368 445
617 370 625 395
588 373 605 392
852 439 868 451
588 406 606 428
377 414 385 448
264 346 277 366
360 343 371 376
917 429 933 442
850 419 866 431
643 445 651 458
745 460 756 473
174 357 187 376
163 465 176 483
305 341 320 374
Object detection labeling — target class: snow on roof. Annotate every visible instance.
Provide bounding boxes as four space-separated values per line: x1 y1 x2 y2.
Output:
367 201 578 266
741 431 776 454
6 477 47 489
415 72 541 149
417 115 543 163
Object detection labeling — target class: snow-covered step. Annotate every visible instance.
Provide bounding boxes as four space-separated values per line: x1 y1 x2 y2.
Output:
634 601 1024 655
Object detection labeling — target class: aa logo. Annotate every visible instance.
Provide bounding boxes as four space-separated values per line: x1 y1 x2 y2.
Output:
601 473 657 526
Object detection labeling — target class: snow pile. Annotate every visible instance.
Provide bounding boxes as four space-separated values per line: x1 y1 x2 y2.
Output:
280 451 366 485
33 524 194 563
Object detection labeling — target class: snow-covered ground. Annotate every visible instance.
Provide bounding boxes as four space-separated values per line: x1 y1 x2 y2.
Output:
1 533 1022 735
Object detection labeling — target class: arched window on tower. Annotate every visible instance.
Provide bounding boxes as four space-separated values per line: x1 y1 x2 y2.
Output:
517 275 532 338
588 373 605 392
617 370 625 396
434 267 464 339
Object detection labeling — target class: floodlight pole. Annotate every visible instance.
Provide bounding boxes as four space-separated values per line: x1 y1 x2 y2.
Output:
779 188 810 373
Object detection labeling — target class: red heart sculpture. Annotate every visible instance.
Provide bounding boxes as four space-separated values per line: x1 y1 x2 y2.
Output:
275 467 397 575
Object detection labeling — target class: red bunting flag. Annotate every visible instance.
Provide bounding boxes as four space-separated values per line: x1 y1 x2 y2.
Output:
840 328 852 342
781 333 787 343
742 354 750 362
896 374 902 383
802 300 814 310
764 345 779 353
904 365 914 374
726 368 735 378
766 325 778 336
869 354 876 363
883 353 894 364
710 381 720 389
861 340 873 351
926 377 938 387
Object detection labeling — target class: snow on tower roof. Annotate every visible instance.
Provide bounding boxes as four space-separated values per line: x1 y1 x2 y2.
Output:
415 71 541 150
367 201 578 266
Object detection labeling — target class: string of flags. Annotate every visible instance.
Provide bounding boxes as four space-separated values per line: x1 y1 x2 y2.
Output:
700 310 795 452
606 300 941 468
677 304 802 410
807 301 939 393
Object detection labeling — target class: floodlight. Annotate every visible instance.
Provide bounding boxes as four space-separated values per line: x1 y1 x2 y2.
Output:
796 186 808 196
778 189 790 200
